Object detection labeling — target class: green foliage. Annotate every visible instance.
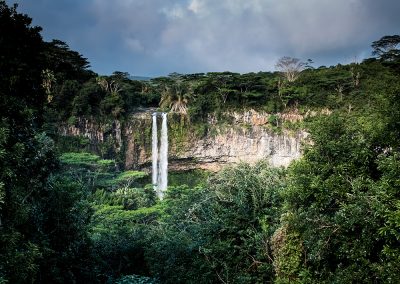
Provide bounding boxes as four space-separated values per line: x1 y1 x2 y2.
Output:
168 169 210 187
282 112 400 282
100 91 125 118
90 204 161 281
271 223 306 284
59 152 114 191
0 2 63 281
60 152 151 191
268 113 280 127
92 205 160 235
54 80 81 120
373 153 400 280
115 274 159 284
3 3 400 282
43 39 93 82
55 134 90 153
146 162 286 283
60 152 102 166
37 175 94 283
72 79 105 116
92 186 156 210
114 170 147 183
372 35 400 62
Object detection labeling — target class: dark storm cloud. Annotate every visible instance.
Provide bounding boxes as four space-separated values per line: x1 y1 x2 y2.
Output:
7 0 400 76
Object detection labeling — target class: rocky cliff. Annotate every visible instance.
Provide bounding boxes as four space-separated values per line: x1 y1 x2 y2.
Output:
60 108 307 172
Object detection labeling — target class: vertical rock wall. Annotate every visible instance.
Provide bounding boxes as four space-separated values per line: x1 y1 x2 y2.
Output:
60 108 307 171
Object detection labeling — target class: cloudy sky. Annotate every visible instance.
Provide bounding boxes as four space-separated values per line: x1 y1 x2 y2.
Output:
7 0 400 77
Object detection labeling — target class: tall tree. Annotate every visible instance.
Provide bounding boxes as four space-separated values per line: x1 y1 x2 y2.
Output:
43 39 94 82
0 2 49 281
372 35 400 62
0 2 93 282
159 75 194 115
275 56 305 82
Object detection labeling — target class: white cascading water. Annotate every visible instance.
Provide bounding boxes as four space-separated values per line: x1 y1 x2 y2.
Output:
151 113 158 192
158 112 168 199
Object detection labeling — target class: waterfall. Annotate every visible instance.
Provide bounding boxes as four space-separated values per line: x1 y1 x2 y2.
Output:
158 113 168 198
151 113 158 191
151 112 168 199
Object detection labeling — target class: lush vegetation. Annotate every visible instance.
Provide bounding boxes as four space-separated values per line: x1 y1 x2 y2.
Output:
1 1 400 283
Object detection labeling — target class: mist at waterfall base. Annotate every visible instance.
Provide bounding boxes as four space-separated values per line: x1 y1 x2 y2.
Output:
152 112 168 199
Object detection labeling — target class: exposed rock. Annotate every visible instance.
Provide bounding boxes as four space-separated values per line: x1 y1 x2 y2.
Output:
60 117 105 143
114 120 122 152
173 126 306 171
123 109 155 169
60 108 307 172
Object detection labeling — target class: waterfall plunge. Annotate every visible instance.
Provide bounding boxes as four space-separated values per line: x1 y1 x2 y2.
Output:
151 113 158 191
152 112 168 199
159 113 168 196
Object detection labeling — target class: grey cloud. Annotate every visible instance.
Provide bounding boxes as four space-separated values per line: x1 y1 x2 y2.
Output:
8 0 400 75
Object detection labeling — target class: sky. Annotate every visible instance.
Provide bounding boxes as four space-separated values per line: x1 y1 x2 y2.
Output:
6 0 400 77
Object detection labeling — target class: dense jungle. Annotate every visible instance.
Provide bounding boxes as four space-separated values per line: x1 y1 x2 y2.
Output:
1 2 400 283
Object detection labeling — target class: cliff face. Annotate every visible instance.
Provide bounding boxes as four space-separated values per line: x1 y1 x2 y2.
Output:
60 109 307 172
171 126 305 171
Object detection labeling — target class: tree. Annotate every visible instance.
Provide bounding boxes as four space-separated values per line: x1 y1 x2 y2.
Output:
96 76 122 96
372 35 400 61
282 113 400 282
159 78 193 115
0 3 94 282
0 1 46 123
146 162 286 283
208 72 239 104
43 39 94 82
41 68 57 101
275 56 305 82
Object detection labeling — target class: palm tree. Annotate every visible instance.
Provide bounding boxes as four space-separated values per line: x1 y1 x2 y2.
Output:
160 81 193 115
